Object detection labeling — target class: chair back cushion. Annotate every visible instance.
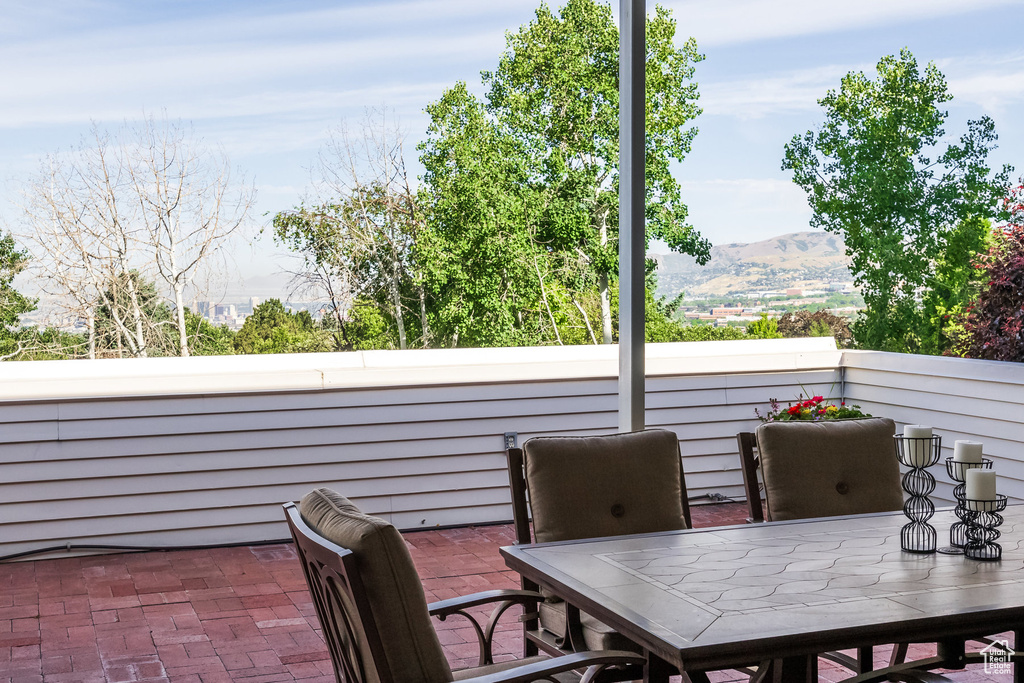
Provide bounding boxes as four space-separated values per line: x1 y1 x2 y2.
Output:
299 488 451 683
755 417 903 521
523 429 687 543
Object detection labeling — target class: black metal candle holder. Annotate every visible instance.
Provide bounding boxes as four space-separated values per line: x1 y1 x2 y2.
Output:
963 495 1007 561
894 434 942 553
939 458 993 555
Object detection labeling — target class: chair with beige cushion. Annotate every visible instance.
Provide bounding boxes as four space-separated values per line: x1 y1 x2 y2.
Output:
738 417 903 672
506 429 692 658
738 418 1006 680
284 488 644 683
754 417 903 521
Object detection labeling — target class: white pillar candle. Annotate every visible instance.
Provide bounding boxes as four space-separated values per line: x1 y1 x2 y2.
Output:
952 440 984 463
965 468 997 511
903 425 933 467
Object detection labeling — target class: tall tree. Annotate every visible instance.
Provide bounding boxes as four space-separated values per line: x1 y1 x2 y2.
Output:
419 0 709 347
18 119 252 358
418 85 546 347
274 109 427 351
20 129 151 358
128 117 253 357
783 49 1011 353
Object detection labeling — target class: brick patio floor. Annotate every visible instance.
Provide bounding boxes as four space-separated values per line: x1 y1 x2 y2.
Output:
0 502 1013 682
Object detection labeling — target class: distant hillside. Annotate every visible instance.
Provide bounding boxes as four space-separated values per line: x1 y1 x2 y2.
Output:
653 231 853 297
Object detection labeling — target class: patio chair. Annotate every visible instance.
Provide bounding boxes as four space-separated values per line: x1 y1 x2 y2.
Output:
737 417 915 674
738 417 903 523
284 489 645 683
506 429 692 658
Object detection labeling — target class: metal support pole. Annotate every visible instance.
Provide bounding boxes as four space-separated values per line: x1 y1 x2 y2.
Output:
618 0 646 433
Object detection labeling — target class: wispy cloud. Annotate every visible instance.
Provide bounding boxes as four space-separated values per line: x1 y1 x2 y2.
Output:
0 0 525 131
700 64 866 119
700 50 1024 121
940 52 1024 114
662 0 1021 46
680 178 813 244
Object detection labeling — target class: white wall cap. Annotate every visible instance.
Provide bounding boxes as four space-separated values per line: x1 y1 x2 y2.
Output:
842 349 1024 384
0 338 841 402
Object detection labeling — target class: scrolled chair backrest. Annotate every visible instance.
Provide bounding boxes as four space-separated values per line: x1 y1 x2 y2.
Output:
285 489 453 683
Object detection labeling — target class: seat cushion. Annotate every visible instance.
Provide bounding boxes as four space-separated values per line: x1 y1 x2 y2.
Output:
523 429 687 543
538 600 641 652
755 417 903 521
299 488 452 683
451 655 553 680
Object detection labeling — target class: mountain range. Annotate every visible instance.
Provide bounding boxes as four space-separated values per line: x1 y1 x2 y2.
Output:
653 231 854 298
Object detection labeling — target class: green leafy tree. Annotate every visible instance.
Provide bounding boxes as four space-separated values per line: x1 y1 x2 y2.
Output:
418 84 545 347
0 233 38 359
184 308 236 356
745 313 782 339
344 299 398 350
783 49 1011 353
274 111 428 351
419 0 709 347
233 299 332 355
920 217 994 354
643 291 688 342
13 328 88 360
274 200 414 351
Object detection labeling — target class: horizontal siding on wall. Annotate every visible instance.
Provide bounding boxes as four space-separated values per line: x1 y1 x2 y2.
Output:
842 351 1024 506
0 339 843 559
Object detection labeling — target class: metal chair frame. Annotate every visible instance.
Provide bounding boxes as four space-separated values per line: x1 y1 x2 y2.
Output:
284 501 646 683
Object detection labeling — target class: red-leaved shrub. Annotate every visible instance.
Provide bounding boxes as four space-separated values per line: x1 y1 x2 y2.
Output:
955 184 1024 362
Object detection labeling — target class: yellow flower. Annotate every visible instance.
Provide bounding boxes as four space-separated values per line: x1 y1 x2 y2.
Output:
800 408 811 417
826 405 839 414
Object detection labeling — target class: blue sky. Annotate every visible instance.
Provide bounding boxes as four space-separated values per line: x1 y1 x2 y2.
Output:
2 0 1023 296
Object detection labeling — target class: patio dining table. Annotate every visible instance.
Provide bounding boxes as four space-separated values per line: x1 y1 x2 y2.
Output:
501 507 1024 683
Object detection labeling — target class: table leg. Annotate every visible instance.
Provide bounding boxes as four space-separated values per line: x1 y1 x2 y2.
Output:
643 652 673 683
858 646 874 673
770 656 817 683
937 639 966 669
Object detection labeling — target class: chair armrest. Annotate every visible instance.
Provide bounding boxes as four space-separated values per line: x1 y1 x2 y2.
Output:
459 650 647 683
428 589 541 617
429 589 543 667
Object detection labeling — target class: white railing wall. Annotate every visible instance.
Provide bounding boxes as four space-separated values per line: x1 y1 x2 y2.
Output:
0 339 841 559
842 351 1024 506
3 340 1021 560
